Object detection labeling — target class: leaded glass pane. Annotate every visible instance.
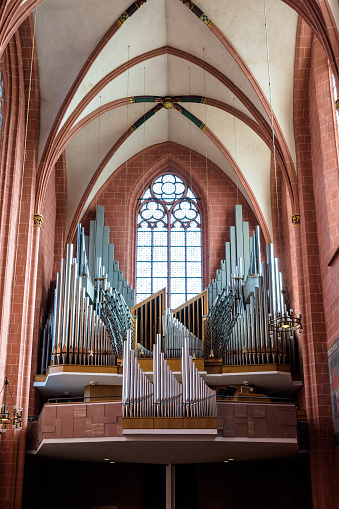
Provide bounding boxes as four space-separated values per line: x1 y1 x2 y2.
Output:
153 262 168 277
170 262 185 277
187 278 201 293
136 262 151 278
141 188 152 201
153 246 167 262
140 201 166 223
171 278 185 293
137 229 152 246
153 230 167 246
187 231 201 246
332 74 339 130
136 278 152 294
187 294 197 301
137 246 151 261
171 228 185 246
187 262 202 278
186 246 201 262
152 174 186 202
171 246 185 261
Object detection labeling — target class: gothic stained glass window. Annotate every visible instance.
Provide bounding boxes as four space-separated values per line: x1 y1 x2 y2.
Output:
136 174 202 309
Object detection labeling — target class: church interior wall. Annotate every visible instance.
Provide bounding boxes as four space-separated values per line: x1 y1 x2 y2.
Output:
0 3 338 508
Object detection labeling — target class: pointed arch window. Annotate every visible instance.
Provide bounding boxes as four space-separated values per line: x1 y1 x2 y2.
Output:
136 174 202 309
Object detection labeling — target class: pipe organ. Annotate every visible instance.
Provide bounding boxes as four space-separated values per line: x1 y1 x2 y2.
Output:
122 332 216 418
41 203 300 379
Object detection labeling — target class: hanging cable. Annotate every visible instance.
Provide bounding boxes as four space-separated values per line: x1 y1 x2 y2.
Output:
233 97 239 205
124 45 130 280
263 0 283 269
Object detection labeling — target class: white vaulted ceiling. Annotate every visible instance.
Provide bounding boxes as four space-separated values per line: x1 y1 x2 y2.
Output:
35 0 299 239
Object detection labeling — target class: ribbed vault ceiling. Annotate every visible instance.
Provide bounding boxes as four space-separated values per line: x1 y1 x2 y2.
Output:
35 0 300 239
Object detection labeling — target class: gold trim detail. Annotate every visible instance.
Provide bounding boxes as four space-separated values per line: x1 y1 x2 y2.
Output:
163 98 174 109
291 214 300 226
33 213 43 228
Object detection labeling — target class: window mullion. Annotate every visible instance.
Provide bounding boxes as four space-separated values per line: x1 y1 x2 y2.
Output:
168 211 171 308
151 226 153 295
185 224 187 302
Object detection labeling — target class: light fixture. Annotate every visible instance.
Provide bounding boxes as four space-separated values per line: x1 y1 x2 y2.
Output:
110 461 115 464
0 378 23 432
269 310 302 335
104 458 110 461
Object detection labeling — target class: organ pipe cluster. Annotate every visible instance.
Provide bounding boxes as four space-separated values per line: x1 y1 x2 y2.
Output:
40 244 115 371
162 309 203 359
122 332 153 417
206 205 300 372
206 205 251 310
41 206 136 373
78 206 134 308
153 336 183 417
182 337 216 417
223 231 299 371
122 334 216 418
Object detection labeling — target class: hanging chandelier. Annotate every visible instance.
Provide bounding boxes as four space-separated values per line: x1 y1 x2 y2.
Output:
269 309 302 335
0 378 23 433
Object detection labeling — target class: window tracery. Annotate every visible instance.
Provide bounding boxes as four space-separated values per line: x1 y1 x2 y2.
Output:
136 174 202 309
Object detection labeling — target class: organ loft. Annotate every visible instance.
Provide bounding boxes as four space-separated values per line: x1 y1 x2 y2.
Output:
0 1 338 509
